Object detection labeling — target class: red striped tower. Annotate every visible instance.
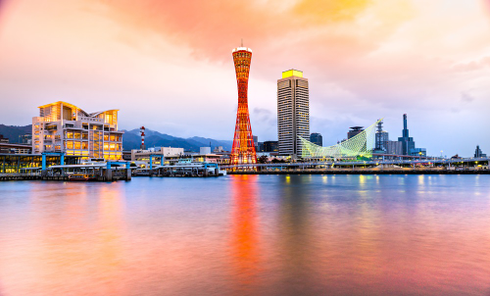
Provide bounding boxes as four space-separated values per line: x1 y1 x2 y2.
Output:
230 45 257 167
140 126 146 150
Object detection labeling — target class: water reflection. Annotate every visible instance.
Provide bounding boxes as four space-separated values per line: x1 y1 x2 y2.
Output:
230 175 260 294
0 183 125 296
275 175 313 295
1 176 490 295
94 186 125 295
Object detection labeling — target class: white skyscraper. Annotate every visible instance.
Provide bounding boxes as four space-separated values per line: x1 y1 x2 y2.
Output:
277 69 310 158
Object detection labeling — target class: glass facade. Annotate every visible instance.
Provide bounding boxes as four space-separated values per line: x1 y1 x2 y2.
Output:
0 154 79 174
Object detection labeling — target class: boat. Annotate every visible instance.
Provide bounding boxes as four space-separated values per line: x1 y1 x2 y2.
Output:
68 173 96 181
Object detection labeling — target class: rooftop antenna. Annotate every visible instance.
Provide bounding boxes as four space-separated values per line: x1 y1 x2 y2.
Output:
241 38 243 47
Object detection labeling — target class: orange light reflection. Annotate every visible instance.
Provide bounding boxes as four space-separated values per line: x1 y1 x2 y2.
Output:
230 175 260 292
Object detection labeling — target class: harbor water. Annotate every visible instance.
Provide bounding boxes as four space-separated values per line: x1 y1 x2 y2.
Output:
1 175 490 295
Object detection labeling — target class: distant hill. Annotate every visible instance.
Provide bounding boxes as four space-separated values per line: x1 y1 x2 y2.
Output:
0 124 32 143
0 124 232 152
122 129 232 152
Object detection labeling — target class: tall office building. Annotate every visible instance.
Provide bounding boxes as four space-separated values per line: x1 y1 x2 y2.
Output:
474 145 487 158
277 69 310 157
310 133 323 146
32 101 123 160
397 114 415 155
230 45 257 165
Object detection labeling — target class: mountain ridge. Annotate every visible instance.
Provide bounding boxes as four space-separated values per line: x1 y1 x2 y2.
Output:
0 124 231 152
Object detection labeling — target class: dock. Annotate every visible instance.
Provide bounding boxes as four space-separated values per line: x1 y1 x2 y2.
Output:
0 160 132 182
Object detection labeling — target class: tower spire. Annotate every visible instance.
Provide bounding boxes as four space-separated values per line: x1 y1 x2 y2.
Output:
241 38 243 47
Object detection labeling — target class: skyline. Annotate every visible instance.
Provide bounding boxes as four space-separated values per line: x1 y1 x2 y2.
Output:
0 0 489 156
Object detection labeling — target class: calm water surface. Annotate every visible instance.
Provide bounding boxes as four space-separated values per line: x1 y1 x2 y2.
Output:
1 175 490 296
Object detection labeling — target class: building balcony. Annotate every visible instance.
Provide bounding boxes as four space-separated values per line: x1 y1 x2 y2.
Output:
79 117 104 123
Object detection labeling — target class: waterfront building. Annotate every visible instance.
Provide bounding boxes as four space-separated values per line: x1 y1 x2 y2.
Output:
263 141 279 152
0 143 32 154
411 147 427 157
374 120 388 153
0 153 78 174
256 142 264 152
310 133 323 146
0 134 8 143
32 101 123 160
385 141 403 156
300 119 380 159
397 114 415 155
396 114 427 156
230 45 257 166
277 69 310 157
213 146 225 153
18 133 32 145
200 147 211 155
131 147 184 164
253 135 259 151
348 126 364 139
475 145 487 158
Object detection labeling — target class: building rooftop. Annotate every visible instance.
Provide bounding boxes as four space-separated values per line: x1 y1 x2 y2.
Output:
232 47 252 53
282 69 303 78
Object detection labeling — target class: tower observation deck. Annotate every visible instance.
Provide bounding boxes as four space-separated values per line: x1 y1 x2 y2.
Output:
230 46 257 166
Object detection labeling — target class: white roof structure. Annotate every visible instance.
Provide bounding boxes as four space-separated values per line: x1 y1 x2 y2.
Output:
232 47 252 53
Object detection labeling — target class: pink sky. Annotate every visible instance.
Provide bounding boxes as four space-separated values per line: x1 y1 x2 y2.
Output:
0 0 489 156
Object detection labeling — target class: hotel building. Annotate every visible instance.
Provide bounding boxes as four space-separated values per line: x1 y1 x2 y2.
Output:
32 101 123 160
277 69 310 157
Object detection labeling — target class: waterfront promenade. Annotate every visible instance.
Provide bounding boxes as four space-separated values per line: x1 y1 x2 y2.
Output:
230 167 490 175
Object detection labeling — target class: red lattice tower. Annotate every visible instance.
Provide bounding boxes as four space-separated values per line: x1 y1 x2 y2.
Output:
230 46 257 166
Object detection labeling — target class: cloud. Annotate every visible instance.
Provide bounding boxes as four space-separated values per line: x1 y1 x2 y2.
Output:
453 56 490 72
252 107 276 128
461 92 475 102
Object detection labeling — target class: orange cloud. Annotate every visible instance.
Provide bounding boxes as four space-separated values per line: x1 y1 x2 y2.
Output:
293 0 371 23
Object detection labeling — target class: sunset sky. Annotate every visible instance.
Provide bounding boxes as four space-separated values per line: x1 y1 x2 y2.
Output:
0 0 489 156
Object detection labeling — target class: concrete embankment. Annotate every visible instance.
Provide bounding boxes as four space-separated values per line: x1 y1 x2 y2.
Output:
228 169 490 175
0 174 130 182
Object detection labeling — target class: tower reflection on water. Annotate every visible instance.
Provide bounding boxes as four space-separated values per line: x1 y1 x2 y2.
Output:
230 175 260 292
